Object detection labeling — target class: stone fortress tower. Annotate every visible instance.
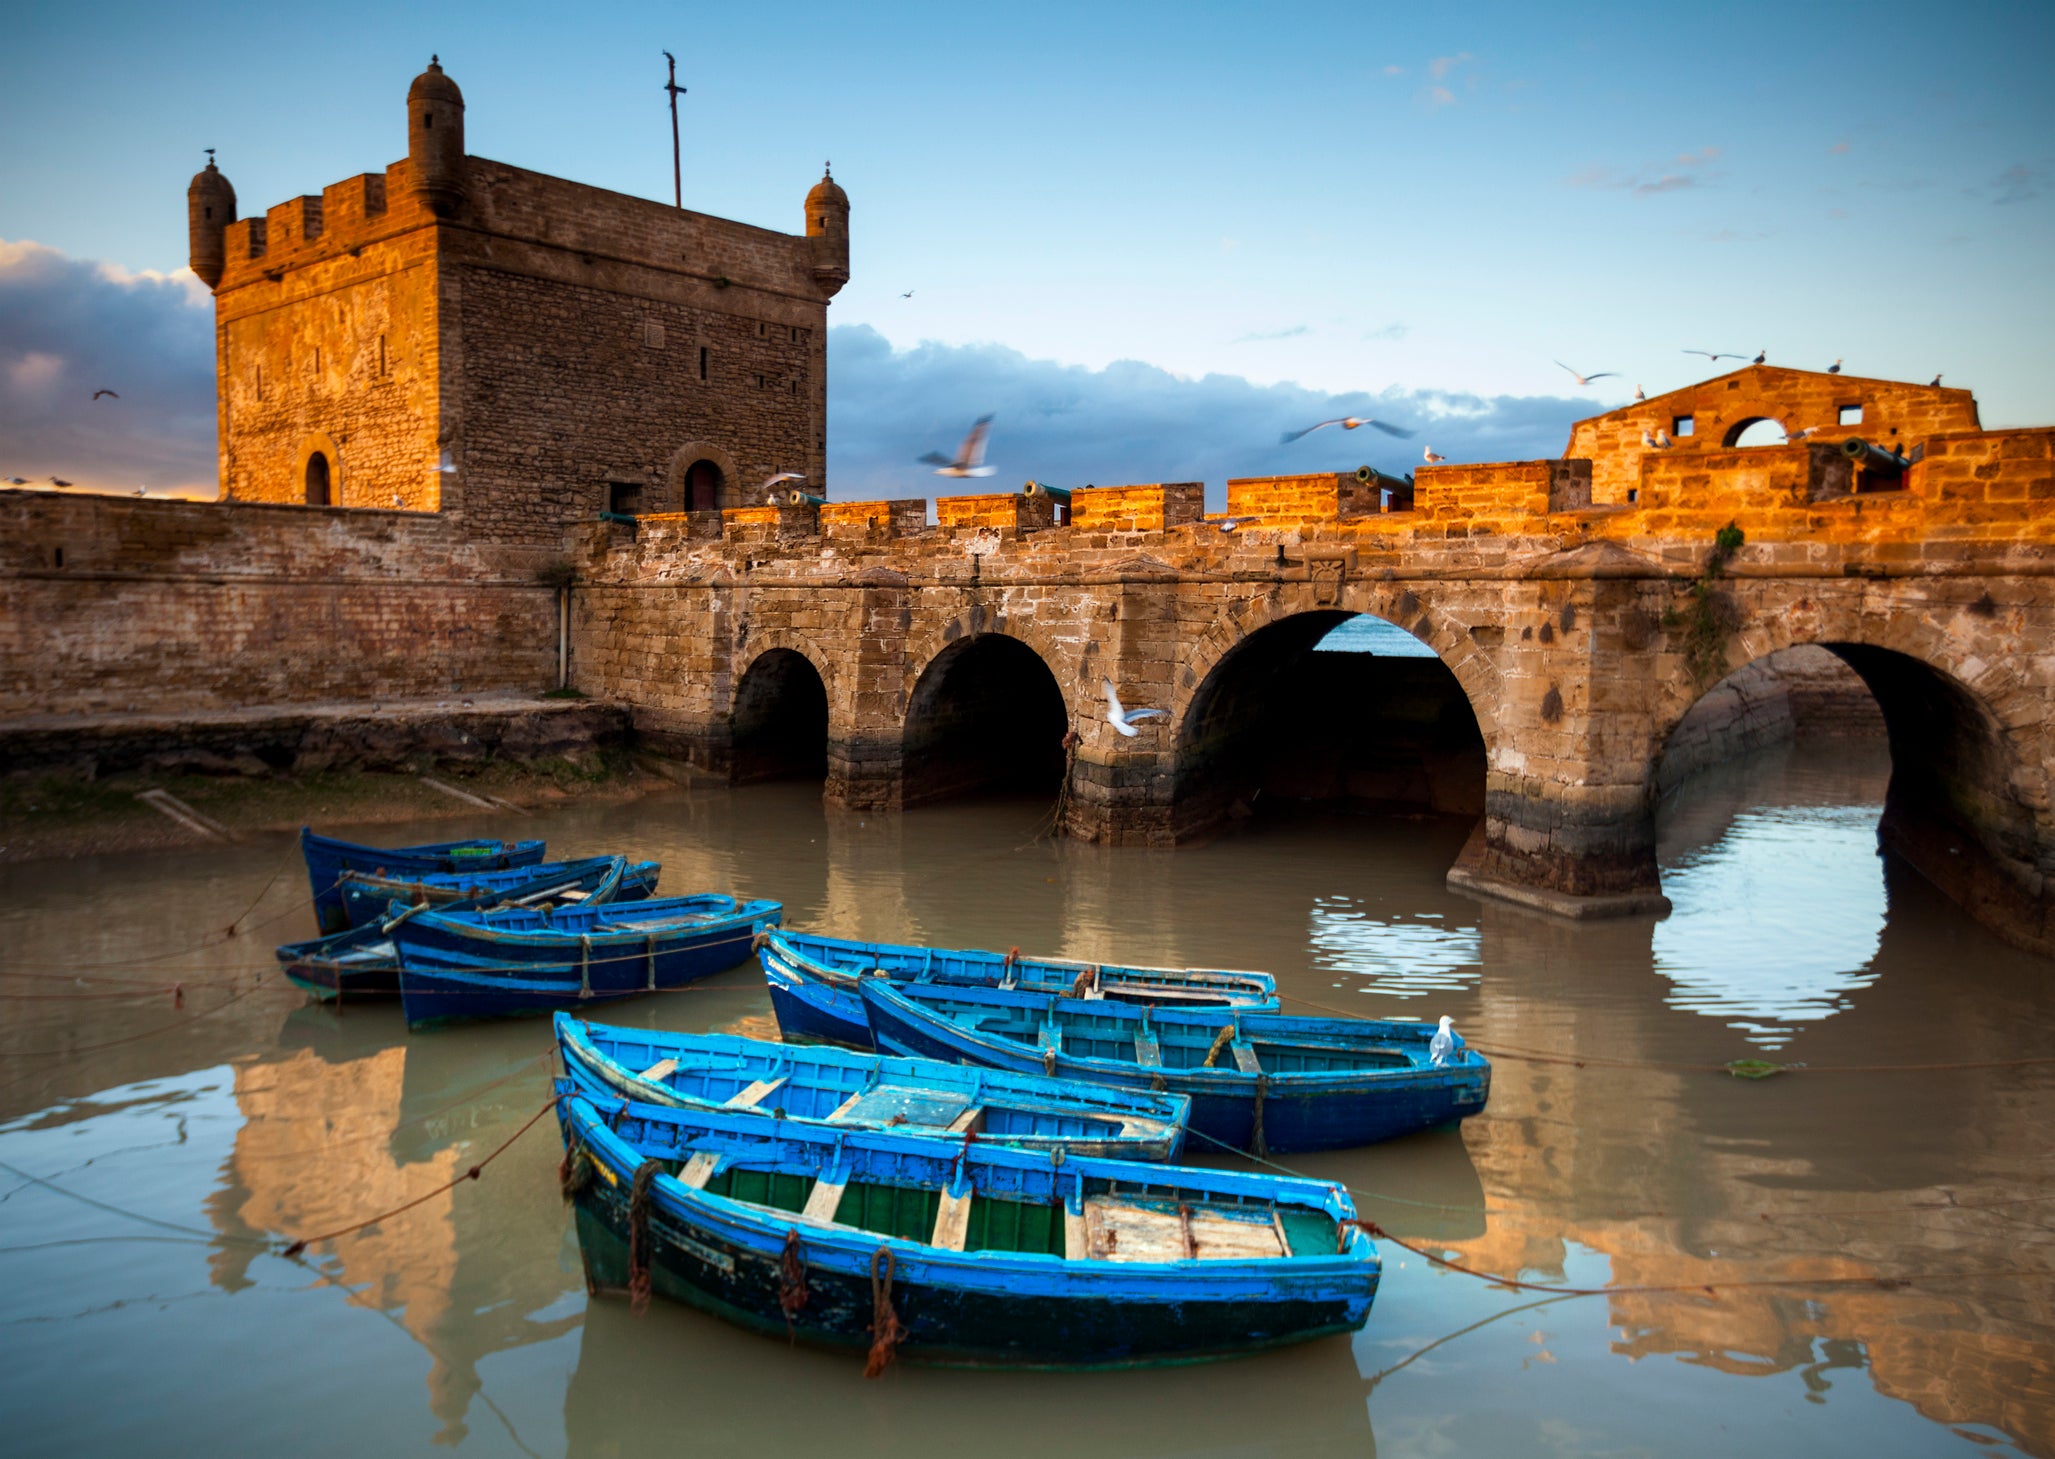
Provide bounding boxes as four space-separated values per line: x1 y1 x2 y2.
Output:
186 58 848 542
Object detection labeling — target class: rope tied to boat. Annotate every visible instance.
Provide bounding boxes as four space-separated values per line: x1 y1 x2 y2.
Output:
752 930 771 952
645 933 657 992
778 1227 810 1338
865 1247 908 1378
557 1142 593 1201
1068 965 1100 1000
1251 1074 1269 1158
1042 1047 1057 1076
627 1158 662 1315
577 935 594 1000
1201 1025 1236 1068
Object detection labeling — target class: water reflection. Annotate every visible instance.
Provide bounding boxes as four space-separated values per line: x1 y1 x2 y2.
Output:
0 738 2051 1456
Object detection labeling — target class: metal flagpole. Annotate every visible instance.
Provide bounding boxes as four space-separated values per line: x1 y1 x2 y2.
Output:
662 51 686 208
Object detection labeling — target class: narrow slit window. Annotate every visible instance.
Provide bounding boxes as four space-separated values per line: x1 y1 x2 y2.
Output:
699 346 708 381
1672 415 1695 437
1839 404 1863 425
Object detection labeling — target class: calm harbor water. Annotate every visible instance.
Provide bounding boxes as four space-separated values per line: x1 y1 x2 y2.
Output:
2 738 2051 1457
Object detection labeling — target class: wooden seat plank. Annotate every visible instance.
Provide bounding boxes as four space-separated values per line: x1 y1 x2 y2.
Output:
1230 1041 1263 1075
932 1189 973 1252
802 1177 846 1222
638 1057 679 1082
722 1076 786 1109
944 1105 984 1134
679 1151 721 1189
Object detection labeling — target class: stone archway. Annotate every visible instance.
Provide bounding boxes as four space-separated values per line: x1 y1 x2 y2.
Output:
296 431 342 507
732 647 830 783
900 633 1069 808
665 441 741 513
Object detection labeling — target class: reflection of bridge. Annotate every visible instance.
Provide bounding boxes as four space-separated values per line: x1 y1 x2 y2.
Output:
576 367 2055 954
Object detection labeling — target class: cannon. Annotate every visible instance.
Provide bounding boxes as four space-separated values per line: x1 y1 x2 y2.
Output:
1023 480 1072 504
1354 464 1413 494
782 489 829 507
1841 437 1908 474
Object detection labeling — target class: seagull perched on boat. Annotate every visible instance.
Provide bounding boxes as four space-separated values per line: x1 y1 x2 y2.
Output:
1422 446 1447 465
1279 415 1415 444
92 389 119 400
1827 359 1843 374
919 415 995 477
1101 678 1170 737
1682 349 1747 366
1429 1015 1459 1066
1554 361 1616 387
762 472 806 490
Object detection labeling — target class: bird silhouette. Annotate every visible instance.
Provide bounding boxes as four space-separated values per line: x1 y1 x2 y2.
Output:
919 416 996 477
49 476 72 488
92 389 119 400
1633 384 1646 401
1554 361 1617 387
1422 446 1447 465
1682 350 1747 365
3 477 25 486
1279 416 1415 444
1827 359 1843 374
1751 349 1766 365
1930 374 1943 387
133 487 147 496
762 472 806 490
900 290 914 298
1101 678 1170 738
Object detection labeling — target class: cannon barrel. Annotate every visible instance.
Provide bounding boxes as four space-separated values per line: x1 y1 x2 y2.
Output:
782 489 828 507
1354 464 1414 493
1023 481 1072 503
1841 437 1907 473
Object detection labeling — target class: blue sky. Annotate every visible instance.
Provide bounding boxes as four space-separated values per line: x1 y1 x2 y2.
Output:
2 0 2050 494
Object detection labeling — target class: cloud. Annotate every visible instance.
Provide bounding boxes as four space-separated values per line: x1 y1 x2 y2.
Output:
1993 163 2042 205
1428 52 1473 80
1427 85 1456 108
1233 325 1311 344
1829 140 1850 155
826 326 1590 509
0 239 216 495
1568 145 1725 197
1381 64 1405 76
1363 323 1409 341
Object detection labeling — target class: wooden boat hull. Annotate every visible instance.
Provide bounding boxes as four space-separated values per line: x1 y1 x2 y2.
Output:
556 1015 1191 1160
301 827 547 933
757 929 1279 1051
335 856 659 931
393 896 780 1026
277 921 401 1001
860 982 1491 1155
558 1092 1378 1369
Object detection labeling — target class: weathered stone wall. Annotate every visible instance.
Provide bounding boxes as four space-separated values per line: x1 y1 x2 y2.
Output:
0 493 556 719
1654 645 1885 795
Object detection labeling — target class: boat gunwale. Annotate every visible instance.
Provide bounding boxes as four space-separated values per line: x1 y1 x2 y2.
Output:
763 928 1277 1001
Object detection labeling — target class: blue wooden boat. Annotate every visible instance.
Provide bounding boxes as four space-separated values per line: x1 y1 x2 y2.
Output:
278 856 647 1002
858 981 1490 1154
557 1085 1379 1368
334 855 660 930
555 1014 1191 1160
301 826 547 933
393 894 782 1027
759 928 1279 1051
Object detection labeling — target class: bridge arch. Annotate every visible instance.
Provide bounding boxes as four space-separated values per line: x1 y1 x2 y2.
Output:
1650 591 2046 937
900 630 1070 809
730 645 831 783
1172 598 1493 840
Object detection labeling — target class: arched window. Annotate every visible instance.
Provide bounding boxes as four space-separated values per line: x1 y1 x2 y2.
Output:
683 458 724 512
305 452 332 506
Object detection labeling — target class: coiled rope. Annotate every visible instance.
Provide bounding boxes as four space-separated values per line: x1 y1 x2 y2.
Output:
865 1247 908 1378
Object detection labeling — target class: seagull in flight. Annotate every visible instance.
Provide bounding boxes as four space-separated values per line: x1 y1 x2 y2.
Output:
900 290 914 298
1554 361 1617 387
1827 359 1843 375
1422 446 1447 465
49 476 72 488
1215 516 1257 533
919 415 996 477
1682 350 1748 365
1279 415 1415 444
92 389 120 400
1101 678 1170 738
762 472 807 490
1781 427 1818 442
3 477 26 486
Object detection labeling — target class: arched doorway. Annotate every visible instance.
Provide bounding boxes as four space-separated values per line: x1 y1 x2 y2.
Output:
683 459 724 512
304 451 332 506
1175 611 1486 838
732 649 828 783
1725 416 1788 448
902 634 1067 808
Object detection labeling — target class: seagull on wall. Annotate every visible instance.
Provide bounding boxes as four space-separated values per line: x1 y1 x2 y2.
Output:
1640 429 1667 449
1554 361 1617 387
49 477 72 488
1279 416 1415 444
1751 349 1767 365
1930 373 1944 387
1633 384 1646 401
919 415 996 477
1101 678 1170 738
92 389 120 400
1656 429 1673 448
1828 359 1843 374
1682 350 1747 366
1422 446 1447 465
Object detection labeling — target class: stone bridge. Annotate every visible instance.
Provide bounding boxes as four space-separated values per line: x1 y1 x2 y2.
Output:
571 367 2055 954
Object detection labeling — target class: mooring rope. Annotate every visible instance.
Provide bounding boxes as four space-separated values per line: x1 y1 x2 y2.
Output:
626 1157 663 1314
865 1246 908 1378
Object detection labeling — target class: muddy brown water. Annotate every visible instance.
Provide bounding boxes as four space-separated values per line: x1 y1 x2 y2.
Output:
1 738 2050 1457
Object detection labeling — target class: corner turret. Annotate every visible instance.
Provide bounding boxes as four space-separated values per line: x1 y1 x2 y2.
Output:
187 155 236 290
805 164 849 298
407 56 467 217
